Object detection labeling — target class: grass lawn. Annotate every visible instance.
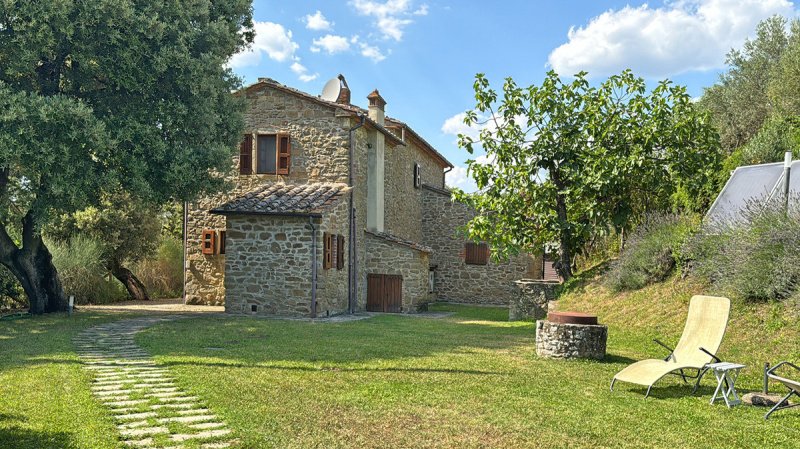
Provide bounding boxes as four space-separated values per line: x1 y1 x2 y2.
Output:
1 289 799 448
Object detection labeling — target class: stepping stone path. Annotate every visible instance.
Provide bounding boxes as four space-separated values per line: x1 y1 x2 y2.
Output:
74 316 238 448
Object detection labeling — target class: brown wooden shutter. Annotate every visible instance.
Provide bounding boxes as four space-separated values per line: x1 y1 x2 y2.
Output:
219 230 226 255
201 229 216 255
336 234 345 270
277 134 291 175
465 242 489 265
239 134 253 175
323 232 332 269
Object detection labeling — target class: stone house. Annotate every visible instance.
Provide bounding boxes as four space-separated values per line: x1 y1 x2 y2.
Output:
184 75 545 317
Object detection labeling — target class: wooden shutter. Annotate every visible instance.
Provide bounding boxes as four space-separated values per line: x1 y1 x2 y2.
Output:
219 230 226 255
277 134 291 175
323 232 332 269
239 134 253 175
201 229 216 255
465 242 489 265
336 234 345 270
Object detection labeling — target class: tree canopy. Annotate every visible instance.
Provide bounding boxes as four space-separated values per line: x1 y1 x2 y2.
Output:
454 70 720 279
0 0 253 313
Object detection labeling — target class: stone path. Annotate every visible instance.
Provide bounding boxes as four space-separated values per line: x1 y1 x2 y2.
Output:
74 316 238 448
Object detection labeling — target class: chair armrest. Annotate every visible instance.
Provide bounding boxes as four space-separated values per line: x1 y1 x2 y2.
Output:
767 361 800 378
699 347 721 363
654 339 675 361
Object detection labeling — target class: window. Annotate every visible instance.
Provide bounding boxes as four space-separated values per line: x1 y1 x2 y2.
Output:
255 133 292 175
413 163 421 188
336 234 345 270
201 229 216 255
219 230 227 255
465 242 489 265
323 232 333 270
239 134 253 174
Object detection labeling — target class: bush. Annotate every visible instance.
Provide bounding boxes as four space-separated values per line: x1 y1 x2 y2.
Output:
0 264 24 311
49 236 126 304
605 214 698 292
687 201 800 301
134 237 183 298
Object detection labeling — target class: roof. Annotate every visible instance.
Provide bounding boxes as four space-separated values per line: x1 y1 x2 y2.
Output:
240 78 404 147
210 183 349 217
364 230 432 253
706 160 800 225
240 77 453 168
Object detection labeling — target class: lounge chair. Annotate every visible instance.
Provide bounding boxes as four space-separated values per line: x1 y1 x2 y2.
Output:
611 295 731 398
764 361 800 419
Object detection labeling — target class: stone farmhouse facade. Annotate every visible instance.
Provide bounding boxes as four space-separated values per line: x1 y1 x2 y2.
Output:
184 75 546 317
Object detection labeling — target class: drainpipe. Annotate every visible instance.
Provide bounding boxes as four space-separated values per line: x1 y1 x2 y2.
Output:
783 151 792 215
443 167 453 189
348 114 366 314
309 216 318 318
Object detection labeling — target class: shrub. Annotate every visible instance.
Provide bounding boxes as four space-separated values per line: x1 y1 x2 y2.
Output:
688 201 800 301
605 214 698 292
49 236 126 304
0 265 24 311
134 237 183 298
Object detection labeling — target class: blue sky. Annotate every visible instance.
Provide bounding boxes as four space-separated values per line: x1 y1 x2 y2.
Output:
230 0 798 191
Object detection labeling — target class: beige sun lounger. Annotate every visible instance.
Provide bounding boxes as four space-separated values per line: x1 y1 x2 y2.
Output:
611 295 731 398
765 361 800 419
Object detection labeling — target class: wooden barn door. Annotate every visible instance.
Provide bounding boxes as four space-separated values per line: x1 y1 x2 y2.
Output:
367 274 403 312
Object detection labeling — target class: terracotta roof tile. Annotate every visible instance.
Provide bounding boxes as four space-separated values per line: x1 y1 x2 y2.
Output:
210 183 349 217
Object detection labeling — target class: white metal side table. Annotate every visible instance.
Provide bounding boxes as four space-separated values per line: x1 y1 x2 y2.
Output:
706 362 745 408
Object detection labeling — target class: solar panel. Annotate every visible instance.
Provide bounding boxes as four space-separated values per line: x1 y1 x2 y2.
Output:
705 162 783 225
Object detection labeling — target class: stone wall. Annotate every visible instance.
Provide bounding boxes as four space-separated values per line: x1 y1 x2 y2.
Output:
364 232 432 311
421 185 541 305
509 280 559 321
185 84 352 305
224 215 314 316
383 137 446 244
315 195 350 316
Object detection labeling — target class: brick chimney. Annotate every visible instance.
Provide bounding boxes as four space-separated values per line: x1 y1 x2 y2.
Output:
367 89 386 125
336 74 351 105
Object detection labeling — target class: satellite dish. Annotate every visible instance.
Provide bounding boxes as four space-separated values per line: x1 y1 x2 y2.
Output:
320 77 341 102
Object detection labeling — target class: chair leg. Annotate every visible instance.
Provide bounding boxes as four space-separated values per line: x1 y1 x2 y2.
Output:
765 391 800 420
679 369 688 383
645 385 653 399
610 378 616 392
692 368 710 395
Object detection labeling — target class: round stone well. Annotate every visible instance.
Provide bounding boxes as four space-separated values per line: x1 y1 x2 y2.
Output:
535 311 607 360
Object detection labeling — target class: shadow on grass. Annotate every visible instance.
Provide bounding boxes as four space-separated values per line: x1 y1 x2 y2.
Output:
600 354 637 365
554 261 612 298
160 359 506 376
617 383 719 400
0 421 74 449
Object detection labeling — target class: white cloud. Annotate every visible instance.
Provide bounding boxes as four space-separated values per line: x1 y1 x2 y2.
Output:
441 112 481 139
359 42 387 62
548 0 796 78
349 0 424 41
228 21 299 68
290 62 318 82
310 34 351 54
446 155 495 192
304 10 332 31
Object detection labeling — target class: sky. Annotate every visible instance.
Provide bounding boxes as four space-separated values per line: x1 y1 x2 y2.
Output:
230 0 799 191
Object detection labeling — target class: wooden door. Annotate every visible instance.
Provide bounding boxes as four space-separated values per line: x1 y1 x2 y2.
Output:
367 274 403 312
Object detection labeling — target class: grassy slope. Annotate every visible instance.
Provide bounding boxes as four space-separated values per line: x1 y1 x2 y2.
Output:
0 312 133 449
557 267 800 390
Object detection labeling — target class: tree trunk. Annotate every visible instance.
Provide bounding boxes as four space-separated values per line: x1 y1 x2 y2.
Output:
551 170 574 281
110 261 150 301
2 239 67 315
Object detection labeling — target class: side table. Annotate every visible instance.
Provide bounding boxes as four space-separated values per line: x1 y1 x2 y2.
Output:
706 362 745 408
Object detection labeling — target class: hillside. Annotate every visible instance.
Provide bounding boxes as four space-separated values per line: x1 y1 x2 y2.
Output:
556 265 800 390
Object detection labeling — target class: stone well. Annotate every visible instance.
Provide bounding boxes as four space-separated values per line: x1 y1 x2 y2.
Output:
535 311 607 360
509 279 559 321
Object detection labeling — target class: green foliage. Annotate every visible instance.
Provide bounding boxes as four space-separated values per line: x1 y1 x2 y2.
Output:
605 214 699 292
48 236 125 304
734 115 800 166
687 202 800 302
133 237 183 298
0 265 23 310
454 70 720 279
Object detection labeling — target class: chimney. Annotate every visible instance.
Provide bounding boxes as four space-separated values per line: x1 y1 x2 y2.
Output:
367 89 386 126
336 74 351 105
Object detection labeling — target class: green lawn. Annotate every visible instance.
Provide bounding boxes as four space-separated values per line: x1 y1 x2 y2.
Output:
1 299 799 448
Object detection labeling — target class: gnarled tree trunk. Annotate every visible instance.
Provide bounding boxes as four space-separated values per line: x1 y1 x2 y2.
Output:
0 214 67 314
109 260 150 301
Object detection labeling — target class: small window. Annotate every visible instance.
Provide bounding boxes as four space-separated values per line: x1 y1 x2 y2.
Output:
413 163 421 188
465 242 489 265
255 133 291 175
201 229 216 255
219 230 227 255
323 232 333 270
239 134 253 174
336 234 345 270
